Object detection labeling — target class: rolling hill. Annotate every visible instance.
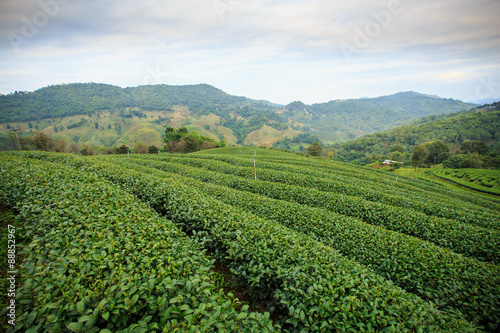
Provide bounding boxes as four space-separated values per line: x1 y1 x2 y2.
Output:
1 148 500 331
332 103 500 163
0 83 476 150
282 91 475 142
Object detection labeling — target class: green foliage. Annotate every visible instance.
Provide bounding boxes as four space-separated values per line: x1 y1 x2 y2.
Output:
30 132 54 151
133 166 500 330
273 133 322 150
444 154 472 169
132 141 148 154
4 147 500 331
333 107 500 165
0 154 275 332
164 127 222 154
267 122 288 131
9 151 481 332
67 119 87 130
115 144 129 154
0 84 285 149
411 145 427 170
123 154 500 266
390 143 405 153
431 169 500 196
184 135 200 153
461 140 490 154
0 83 133 123
148 145 159 154
284 92 474 142
1 84 478 152
307 142 322 156
423 141 449 166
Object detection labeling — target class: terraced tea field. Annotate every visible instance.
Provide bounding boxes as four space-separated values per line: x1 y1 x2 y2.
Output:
1 147 499 332
396 168 500 197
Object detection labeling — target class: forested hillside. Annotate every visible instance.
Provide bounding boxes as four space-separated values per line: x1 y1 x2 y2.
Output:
0 83 477 150
0 83 272 124
0 83 290 149
282 92 475 141
0 83 133 123
333 103 500 165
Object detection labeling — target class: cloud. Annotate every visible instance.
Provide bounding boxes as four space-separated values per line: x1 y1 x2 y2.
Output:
439 72 466 83
0 0 499 104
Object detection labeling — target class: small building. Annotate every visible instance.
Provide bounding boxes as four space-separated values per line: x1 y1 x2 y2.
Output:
383 160 398 165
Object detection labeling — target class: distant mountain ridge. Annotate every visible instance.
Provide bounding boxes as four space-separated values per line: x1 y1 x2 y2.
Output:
283 91 475 141
0 83 266 124
0 83 477 150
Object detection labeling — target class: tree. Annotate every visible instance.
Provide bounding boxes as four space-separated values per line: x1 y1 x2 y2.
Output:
164 127 222 153
80 144 95 156
443 154 467 169
53 138 67 153
164 127 183 143
389 143 404 153
424 141 449 167
31 132 54 151
307 142 322 156
116 144 129 154
184 134 200 153
68 143 79 154
132 141 148 154
6 132 19 150
168 140 186 153
461 140 489 155
389 151 403 162
202 141 218 150
411 144 427 170
148 145 159 154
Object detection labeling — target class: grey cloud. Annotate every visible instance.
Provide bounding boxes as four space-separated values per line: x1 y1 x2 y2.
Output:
1 0 499 102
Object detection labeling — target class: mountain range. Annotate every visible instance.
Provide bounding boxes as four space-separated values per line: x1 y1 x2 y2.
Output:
0 83 476 150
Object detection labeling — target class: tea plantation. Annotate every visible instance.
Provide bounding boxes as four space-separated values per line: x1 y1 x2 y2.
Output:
1 147 499 332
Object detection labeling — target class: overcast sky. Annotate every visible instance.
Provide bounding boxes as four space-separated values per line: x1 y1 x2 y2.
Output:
1 0 499 105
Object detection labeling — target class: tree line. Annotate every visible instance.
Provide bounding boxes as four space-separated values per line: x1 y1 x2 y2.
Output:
163 126 226 153
411 140 499 170
2 126 225 156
